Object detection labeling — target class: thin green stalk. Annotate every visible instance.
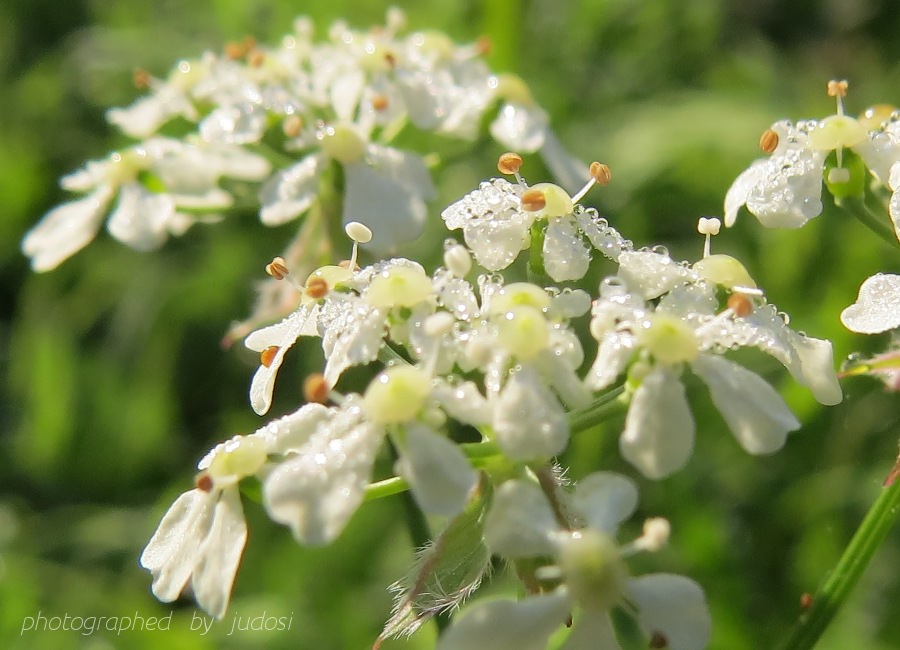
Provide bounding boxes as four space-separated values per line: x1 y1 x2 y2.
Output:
778 479 900 650
837 195 899 249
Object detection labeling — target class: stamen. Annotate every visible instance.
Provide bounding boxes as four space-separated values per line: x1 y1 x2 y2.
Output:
497 152 525 185
195 472 214 492
590 161 612 186
649 631 669 648
133 68 152 90
800 593 814 611
247 49 266 67
224 41 247 60
260 346 280 368
303 373 329 404
476 35 491 56
827 79 849 116
384 52 397 68
726 293 754 318
265 257 289 280
697 217 721 258
345 221 372 270
638 517 671 552
521 188 546 212
759 129 779 154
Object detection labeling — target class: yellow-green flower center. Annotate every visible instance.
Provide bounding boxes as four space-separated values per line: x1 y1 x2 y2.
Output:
363 366 431 424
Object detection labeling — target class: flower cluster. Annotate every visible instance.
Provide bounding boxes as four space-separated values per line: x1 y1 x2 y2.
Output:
23 9 584 273
138 153 841 648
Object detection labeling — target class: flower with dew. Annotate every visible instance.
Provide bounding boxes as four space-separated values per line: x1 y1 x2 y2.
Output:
140 430 272 619
22 137 270 271
438 472 712 650
839 273 900 392
441 154 629 282
725 80 900 238
587 219 841 478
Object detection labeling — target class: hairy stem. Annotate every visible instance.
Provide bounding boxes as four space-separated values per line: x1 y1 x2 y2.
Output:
777 479 900 650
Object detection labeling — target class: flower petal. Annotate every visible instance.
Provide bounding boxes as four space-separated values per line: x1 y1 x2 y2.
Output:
587 332 635 391
263 399 382 545
543 217 590 282
786 332 843 406
840 272 900 334
618 251 697 300
430 379 493 427
319 295 387 388
140 489 215 603
22 185 115 271
437 593 571 650
190 488 248 619
493 366 569 461
489 103 548 152
572 472 639 535
484 479 559 558
259 154 322 226
107 182 176 251
561 609 622 650
692 354 799 455
625 574 712 650
397 424 477 517
620 368 695 479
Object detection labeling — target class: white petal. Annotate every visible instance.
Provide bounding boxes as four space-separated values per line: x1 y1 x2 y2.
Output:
489 103 548 152
840 273 900 334
343 151 432 252
543 217 591 282
575 208 631 261
437 593 571 650
692 355 799 455
484 479 559 558
256 402 333 454
724 160 767 227
22 185 114 271
621 368 695 479
561 609 622 650
319 295 387 388
493 366 569 461
199 102 268 145
618 251 697 300
107 89 197 139
625 574 712 650
140 489 214 602
572 472 639 535
263 399 382 545
430 380 493 427
587 332 635 391
330 68 364 122
535 350 592 409
789 334 843 406
244 304 319 415
259 154 322 226
397 424 477 517
190 488 247 619
107 182 176 251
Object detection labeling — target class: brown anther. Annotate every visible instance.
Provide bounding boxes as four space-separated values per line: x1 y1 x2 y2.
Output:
649 631 668 648
243 36 258 52
799 592 814 611
727 293 754 318
247 49 266 67
384 52 397 68
133 68 152 90
590 161 612 186
260 346 280 368
282 114 303 138
520 188 547 212
371 94 390 111
195 472 214 493
827 79 848 98
497 152 523 175
303 373 329 404
759 129 779 154
305 276 329 299
224 41 246 60
476 36 492 56
265 257 289 280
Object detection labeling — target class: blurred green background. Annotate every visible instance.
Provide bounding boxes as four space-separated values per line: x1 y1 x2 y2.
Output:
2 0 900 648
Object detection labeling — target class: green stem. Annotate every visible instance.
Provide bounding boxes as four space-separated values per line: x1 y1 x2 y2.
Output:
837 195 899 249
777 479 900 650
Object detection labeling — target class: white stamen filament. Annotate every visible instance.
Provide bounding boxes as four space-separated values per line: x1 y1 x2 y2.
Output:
570 176 596 204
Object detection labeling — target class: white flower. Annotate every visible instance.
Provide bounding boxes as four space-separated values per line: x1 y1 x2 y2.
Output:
22 138 270 271
439 474 711 650
441 175 630 282
140 432 271 618
841 273 900 334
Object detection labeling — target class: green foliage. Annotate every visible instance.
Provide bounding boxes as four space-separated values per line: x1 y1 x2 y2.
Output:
2 1 899 648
